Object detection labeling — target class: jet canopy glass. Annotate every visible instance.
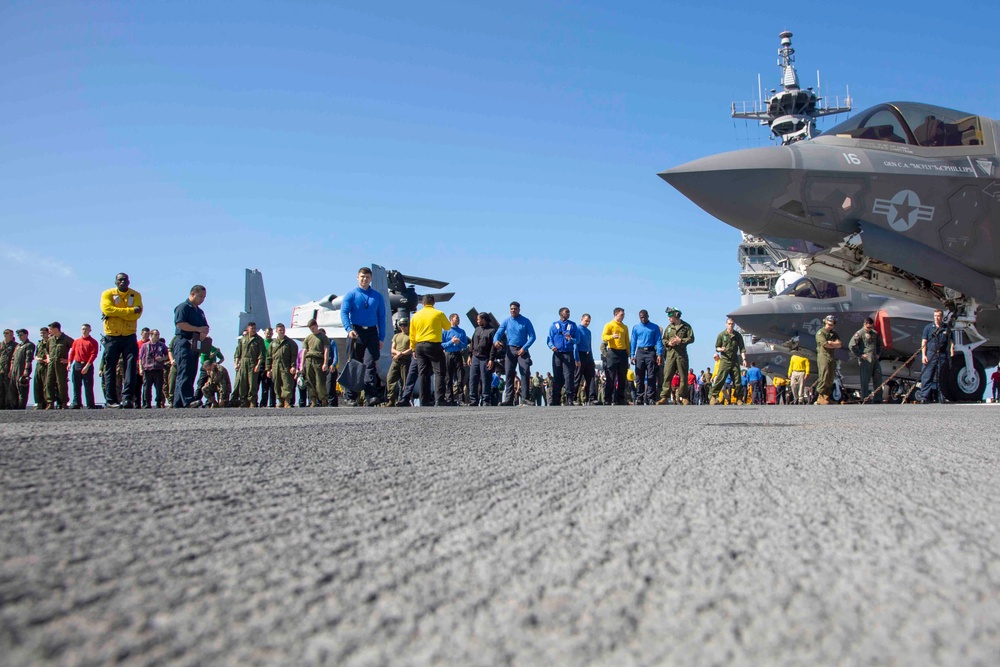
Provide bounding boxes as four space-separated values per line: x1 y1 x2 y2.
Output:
778 277 846 299
822 102 983 147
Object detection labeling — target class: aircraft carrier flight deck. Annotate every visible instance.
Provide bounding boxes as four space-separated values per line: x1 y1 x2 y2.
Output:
2 407 997 666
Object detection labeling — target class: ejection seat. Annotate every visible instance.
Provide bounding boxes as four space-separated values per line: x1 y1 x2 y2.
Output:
912 116 962 147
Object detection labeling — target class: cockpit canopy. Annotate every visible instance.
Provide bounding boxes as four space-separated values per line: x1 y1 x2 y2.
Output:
822 102 984 147
778 277 846 300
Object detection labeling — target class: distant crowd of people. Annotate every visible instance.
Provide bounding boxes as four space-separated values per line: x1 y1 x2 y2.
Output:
0 269 973 410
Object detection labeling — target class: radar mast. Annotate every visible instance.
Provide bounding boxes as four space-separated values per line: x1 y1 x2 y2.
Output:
731 31 852 307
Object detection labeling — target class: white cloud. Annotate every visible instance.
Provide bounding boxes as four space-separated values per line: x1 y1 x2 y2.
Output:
0 243 75 278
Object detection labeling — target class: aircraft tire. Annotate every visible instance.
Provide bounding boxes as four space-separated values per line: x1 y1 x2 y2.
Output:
943 355 986 403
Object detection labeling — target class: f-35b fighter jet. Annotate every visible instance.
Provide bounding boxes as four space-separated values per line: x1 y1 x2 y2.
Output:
663 101 1000 401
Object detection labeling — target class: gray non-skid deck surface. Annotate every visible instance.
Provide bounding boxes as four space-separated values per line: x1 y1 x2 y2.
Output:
1 406 998 666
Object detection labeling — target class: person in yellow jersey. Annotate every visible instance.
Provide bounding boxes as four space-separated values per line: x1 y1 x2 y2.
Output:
100 272 143 408
787 353 810 405
409 294 450 407
601 308 630 405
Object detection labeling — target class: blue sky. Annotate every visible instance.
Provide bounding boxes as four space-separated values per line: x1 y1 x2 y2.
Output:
3 1 1000 377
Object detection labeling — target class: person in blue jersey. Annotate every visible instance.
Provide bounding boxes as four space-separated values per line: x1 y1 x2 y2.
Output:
546 307 580 406
629 310 663 406
574 313 597 405
441 313 469 406
340 267 386 406
493 301 536 406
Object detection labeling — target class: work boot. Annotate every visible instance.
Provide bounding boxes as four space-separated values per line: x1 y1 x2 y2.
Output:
656 398 669 405
815 395 830 405
709 396 719 406
681 398 690 406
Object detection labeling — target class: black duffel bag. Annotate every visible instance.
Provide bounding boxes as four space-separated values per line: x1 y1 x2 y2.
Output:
339 338 366 394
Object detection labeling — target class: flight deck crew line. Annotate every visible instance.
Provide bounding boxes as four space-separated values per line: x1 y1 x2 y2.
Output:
7 268 990 408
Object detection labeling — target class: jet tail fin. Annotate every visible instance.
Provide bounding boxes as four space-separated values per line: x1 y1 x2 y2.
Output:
239 269 271 335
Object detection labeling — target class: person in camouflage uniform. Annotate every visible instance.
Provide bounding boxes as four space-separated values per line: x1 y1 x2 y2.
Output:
232 323 266 408
0 329 18 409
658 307 694 405
815 315 843 405
267 323 298 408
33 327 49 409
386 319 412 406
302 319 330 407
44 322 74 409
166 335 179 406
196 344 224 402
12 330 36 410
849 317 883 403
710 318 746 405
201 360 233 408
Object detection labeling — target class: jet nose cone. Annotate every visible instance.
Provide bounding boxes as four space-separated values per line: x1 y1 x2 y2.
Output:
728 300 778 341
660 147 794 236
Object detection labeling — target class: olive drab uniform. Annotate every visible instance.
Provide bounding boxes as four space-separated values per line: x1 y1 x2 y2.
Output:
33 338 49 409
849 327 883 402
196 345 224 401
710 329 745 400
12 339 36 409
386 331 410 406
45 332 74 408
660 320 694 403
302 331 329 406
815 326 841 400
0 338 17 409
267 337 298 407
203 365 233 407
233 333 266 407
167 335 180 405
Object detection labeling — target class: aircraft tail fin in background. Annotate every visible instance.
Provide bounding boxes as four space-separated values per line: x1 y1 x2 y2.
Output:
239 268 272 335
371 264 393 346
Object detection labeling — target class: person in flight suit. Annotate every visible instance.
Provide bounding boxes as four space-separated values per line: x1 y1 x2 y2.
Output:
658 307 694 405
710 318 746 405
267 323 299 408
815 315 843 405
12 330 36 410
233 322 266 408
920 309 952 404
44 322 74 409
850 316 884 403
